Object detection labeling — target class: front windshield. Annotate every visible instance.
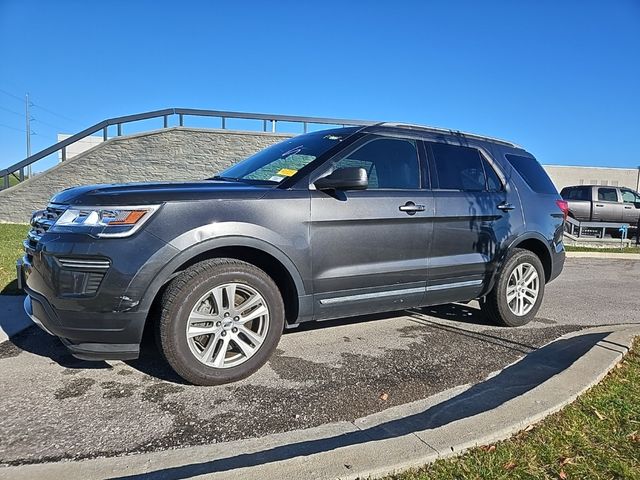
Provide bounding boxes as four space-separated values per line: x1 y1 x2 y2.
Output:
215 130 354 184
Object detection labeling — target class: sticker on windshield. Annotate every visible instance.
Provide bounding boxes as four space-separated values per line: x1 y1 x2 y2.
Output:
277 168 298 177
269 175 285 182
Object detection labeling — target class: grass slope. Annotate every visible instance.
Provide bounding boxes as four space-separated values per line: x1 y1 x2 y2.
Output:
0 224 29 294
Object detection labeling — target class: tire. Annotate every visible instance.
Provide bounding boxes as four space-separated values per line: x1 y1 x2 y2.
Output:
481 248 545 327
158 258 284 385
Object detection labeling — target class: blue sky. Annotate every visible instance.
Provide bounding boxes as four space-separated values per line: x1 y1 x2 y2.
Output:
1 0 639 171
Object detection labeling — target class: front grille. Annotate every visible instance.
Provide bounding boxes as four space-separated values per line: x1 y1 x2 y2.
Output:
24 203 110 297
25 204 67 252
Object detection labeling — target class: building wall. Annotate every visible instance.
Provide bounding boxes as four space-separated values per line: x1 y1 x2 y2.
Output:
56 134 105 161
0 127 291 223
543 165 640 192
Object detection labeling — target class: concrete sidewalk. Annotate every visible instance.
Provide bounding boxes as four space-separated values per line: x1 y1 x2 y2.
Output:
2 324 635 480
0 295 31 343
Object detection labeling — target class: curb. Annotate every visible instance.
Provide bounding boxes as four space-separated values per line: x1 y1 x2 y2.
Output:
565 251 640 259
1 324 636 480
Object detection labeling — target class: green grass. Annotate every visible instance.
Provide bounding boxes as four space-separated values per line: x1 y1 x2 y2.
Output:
565 245 640 254
6 173 29 188
0 223 29 294
389 340 640 480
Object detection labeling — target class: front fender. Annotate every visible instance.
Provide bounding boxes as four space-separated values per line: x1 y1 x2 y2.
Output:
128 232 307 313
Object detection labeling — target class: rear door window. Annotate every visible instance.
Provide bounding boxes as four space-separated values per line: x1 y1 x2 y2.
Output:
429 143 487 191
598 188 618 202
505 154 558 194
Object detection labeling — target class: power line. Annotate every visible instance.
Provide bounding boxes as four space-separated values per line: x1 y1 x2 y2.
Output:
31 102 80 125
0 105 23 117
0 123 26 133
1 86 80 125
0 87 23 103
32 117 65 131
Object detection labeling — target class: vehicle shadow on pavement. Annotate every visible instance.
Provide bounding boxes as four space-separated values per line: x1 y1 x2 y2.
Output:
4 322 192 382
106 330 613 480
419 302 496 327
125 305 494 385
125 340 191 384
3 301 522 382
6 326 111 370
288 302 494 334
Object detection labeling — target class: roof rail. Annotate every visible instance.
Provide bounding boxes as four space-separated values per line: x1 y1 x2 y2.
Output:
377 122 521 148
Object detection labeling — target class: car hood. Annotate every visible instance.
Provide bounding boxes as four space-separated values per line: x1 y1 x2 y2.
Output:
50 180 274 206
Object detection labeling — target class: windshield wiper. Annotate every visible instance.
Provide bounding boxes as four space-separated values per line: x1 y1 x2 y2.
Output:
210 175 242 182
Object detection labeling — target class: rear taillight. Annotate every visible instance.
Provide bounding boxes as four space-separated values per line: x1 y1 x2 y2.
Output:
556 200 569 220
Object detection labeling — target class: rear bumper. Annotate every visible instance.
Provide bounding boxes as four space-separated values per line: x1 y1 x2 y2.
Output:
548 242 566 284
23 289 143 361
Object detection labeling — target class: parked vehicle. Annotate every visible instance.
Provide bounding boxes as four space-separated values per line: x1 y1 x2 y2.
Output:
19 123 566 385
560 185 640 224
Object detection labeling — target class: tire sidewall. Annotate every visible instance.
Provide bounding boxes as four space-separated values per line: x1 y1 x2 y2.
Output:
162 264 284 385
495 251 545 327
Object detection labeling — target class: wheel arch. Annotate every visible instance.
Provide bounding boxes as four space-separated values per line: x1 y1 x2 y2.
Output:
140 237 306 326
509 233 553 282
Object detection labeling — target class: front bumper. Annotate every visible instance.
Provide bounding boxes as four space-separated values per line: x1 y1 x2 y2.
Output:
23 288 143 361
18 229 176 361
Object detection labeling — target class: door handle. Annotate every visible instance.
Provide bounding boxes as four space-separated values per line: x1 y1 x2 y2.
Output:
399 201 425 215
624 206 633 209
497 202 515 211
595 204 604 207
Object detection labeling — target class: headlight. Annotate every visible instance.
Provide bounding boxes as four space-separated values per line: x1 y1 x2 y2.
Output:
52 205 160 237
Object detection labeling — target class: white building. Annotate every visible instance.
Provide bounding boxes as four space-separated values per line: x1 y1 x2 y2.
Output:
543 165 640 191
57 134 104 161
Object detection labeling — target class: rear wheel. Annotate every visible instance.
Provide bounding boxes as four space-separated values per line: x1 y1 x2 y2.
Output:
481 248 545 327
158 258 284 385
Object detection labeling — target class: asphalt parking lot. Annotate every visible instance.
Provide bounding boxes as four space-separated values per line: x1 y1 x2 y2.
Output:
0 257 638 466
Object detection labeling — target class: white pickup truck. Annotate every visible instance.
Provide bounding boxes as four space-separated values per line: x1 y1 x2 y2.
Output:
560 185 640 224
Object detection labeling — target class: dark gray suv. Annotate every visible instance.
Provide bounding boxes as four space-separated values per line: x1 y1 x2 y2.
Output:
19 123 567 385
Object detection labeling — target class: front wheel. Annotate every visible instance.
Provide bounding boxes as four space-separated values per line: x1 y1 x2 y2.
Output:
158 258 284 385
481 248 545 327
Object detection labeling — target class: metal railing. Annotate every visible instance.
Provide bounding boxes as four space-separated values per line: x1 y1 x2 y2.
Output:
0 108 377 190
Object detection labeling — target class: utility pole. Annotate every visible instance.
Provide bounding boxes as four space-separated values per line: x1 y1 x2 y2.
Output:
25 93 31 178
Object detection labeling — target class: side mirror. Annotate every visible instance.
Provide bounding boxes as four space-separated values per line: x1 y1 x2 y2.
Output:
314 167 368 191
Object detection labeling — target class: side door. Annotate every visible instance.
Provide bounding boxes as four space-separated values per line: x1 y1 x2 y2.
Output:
621 188 640 224
309 134 434 320
593 187 623 222
425 141 517 305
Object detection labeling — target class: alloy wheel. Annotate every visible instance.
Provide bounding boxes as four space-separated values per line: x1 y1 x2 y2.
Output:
186 282 270 368
506 262 539 317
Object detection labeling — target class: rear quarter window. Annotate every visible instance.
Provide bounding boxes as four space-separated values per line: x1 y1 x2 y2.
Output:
505 154 558 194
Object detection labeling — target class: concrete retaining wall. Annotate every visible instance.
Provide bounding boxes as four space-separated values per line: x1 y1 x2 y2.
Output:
0 128 291 223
